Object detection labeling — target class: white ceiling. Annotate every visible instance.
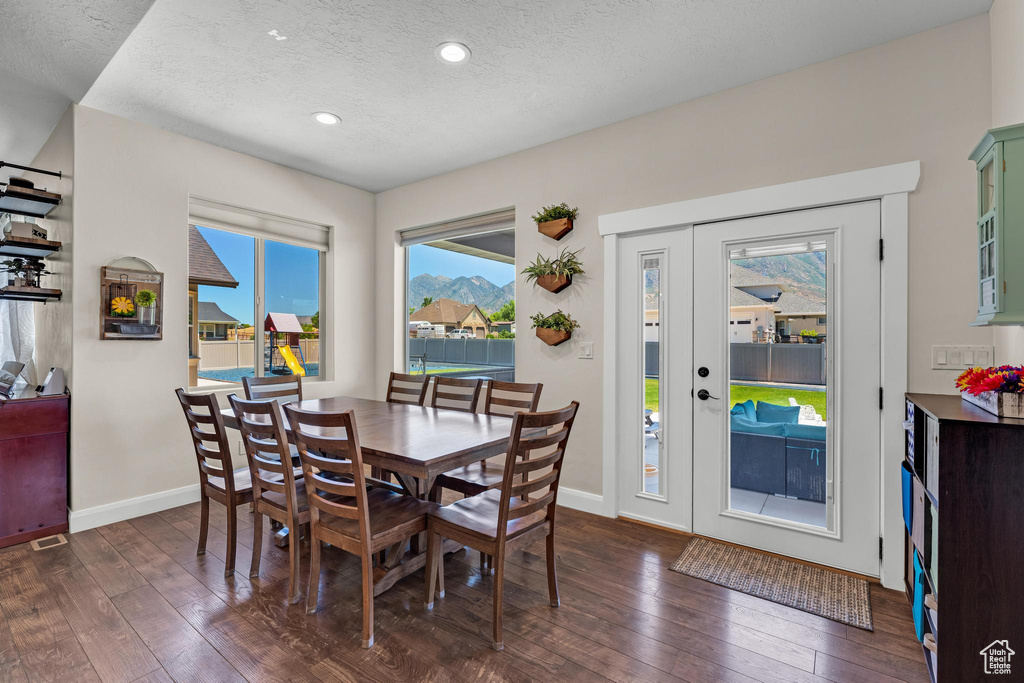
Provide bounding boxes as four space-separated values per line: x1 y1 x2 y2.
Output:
0 0 153 168
7 1 992 192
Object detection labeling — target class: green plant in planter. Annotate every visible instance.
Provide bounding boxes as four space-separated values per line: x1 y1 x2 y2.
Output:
521 247 585 283
530 309 581 332
799 329 818 337
134 289 157 309
531 203 579 224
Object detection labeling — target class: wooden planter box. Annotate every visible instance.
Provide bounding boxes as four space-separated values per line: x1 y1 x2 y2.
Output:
961 390 1024 418
537 218 573 240
536 327 572 346
536 274 572 293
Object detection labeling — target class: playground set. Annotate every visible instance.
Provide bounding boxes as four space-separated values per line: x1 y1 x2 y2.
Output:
264 312 308 376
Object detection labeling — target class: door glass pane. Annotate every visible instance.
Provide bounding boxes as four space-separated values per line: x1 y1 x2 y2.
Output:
728 243 828 528
642 254 663 495
265 240 320 378
981 160 994 215
193 225 256 386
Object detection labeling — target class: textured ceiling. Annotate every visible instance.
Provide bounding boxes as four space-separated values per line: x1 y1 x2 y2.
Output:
11 1 993 192
0 0 153 166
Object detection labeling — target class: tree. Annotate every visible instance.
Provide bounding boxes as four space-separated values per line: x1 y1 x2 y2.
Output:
491 299 515 322
421 296 433 309
311 311 319 329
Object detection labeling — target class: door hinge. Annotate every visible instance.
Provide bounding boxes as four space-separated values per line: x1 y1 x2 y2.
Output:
879 238 884 261
879 536 884 560
879 387 884 410
1004 159 1007 172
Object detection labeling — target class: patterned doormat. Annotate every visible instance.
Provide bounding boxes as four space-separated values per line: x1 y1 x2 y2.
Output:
669 537 873 630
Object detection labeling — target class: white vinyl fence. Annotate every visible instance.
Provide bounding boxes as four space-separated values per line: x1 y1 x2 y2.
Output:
199 338 320 370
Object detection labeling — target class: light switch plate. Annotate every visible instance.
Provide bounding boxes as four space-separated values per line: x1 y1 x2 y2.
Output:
578 341 594 360
931 345 994 370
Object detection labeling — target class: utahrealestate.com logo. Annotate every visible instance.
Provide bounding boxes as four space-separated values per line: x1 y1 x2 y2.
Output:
980 640 1015 675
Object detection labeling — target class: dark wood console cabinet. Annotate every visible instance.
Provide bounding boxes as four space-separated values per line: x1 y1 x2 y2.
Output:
904 393 1024 682
0 388 69 548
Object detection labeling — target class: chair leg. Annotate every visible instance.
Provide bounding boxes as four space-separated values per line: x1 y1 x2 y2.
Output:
546 530 560 608
491 551 504 651
425 532 439 609
306 534 321 615
225 502 238 578
249 509 263 579
361 553 375 648
197 495 209 556
288 517 302 604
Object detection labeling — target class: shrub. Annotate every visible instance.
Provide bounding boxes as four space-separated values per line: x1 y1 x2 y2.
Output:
530 309 580 332
531 203 579 224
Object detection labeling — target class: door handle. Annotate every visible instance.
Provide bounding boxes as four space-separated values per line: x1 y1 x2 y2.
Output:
696 389 719 401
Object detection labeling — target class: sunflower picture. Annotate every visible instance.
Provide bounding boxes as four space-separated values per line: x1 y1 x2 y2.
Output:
110 296 136 317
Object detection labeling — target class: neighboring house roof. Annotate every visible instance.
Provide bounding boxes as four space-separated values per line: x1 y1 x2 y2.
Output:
189 224 239 288
197 301 239 324
730 287 777 308
409 298 490 327
295 315 315 327
774 291 826 316
730 265 788 290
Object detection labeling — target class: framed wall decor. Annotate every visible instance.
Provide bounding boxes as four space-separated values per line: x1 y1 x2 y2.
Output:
100 265 164 340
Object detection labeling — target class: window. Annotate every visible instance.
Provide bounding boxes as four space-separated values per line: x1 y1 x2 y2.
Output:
400 209 515 382
186 205 328 389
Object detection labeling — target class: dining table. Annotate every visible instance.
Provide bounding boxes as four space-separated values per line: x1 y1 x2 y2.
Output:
220 395 522 592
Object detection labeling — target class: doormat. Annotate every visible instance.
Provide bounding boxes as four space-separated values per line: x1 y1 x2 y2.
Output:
669 537 873 630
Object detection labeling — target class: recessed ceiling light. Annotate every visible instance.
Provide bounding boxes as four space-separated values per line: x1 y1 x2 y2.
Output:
312 112 341 125
435 42 471 64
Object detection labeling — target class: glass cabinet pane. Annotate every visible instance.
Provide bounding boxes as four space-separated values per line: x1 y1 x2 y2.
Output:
981 160 995 216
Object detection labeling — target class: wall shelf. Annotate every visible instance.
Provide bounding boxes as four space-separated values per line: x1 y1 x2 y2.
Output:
0 235 62 259
0 285 62 302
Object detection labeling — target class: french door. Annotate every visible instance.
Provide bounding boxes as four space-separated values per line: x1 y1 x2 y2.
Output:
616 201 882 576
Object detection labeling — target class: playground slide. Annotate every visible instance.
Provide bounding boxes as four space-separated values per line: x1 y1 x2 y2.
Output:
277 344 306 377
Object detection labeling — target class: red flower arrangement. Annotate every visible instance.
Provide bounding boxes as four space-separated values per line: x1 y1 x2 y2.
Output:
955 366 1024 395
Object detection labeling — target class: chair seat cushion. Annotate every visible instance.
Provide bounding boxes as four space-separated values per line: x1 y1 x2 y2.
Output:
755 401 800 424
429 488 548 541
206 467 252 494
436 462 506 492
320 488 437 541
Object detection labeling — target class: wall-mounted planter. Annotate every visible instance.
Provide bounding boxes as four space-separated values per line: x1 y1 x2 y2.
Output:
538 218 573 240
536 274 572 293
536 327 572 346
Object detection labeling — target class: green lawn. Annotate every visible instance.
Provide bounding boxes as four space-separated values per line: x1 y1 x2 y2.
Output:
644 378 827 418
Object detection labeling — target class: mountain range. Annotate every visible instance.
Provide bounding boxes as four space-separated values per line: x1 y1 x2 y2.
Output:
732 252 827 304
409 274 514 313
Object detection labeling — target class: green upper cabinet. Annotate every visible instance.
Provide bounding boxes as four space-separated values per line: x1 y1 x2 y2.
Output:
970 123 1024 325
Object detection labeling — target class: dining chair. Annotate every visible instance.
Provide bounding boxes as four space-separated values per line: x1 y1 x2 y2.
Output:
385 371 429 406
242 374 303 404
228 394 309 603
175 389 253 577
425 401 580 651
283 404 439 648
429 376 482 413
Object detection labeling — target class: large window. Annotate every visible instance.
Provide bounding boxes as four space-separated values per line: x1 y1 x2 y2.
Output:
400 209 515 383
187 214 327 389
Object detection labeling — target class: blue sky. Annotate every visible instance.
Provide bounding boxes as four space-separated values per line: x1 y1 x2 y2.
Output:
408 244 515 285
197 226 319 326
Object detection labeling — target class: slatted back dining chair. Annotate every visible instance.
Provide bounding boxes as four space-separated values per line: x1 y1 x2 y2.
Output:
175 388 253 577
430 376 482 413
243 374 303 405
228 394 308 603
284 404 437 648
426 401 580 650
385 371 429 406
483 380 544 417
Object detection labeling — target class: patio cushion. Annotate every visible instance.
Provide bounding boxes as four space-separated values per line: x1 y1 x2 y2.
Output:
756 401 800 424
730 400 756 421
730 415 786 436
783 423 827 441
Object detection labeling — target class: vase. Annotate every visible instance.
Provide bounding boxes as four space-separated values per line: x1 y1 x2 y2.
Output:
536 327 572 346
537 218 573 240
961 390 1024 418
139 305 156 326
536 274 572 293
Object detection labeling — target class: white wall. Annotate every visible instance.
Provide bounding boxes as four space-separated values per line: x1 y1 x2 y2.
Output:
376 16 992 499
990 0 1024 363
67 105 376 527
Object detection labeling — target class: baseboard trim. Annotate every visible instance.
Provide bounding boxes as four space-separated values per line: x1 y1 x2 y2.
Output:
617 511 692 534
557 487 606 516
68 483 201 533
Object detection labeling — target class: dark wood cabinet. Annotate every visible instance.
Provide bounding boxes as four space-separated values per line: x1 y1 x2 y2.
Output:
904 393 1024 682
0 388 69 548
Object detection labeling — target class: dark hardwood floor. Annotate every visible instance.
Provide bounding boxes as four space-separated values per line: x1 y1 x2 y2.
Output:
0 501 926 682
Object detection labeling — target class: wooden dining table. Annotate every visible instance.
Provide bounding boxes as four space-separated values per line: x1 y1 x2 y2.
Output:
220 395 522 589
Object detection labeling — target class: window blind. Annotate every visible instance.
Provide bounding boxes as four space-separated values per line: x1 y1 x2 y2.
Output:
399 207 516 247
188 197 330 251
